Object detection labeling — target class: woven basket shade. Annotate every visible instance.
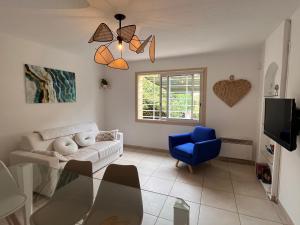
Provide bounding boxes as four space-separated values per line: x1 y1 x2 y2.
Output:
94 45 114 65
89 23 113 43
136 35 152 54
108 58 129 70
149 35 155 63
117 25 136 43
129 35 143 53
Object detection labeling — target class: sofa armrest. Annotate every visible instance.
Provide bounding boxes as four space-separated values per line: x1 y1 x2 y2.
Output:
169 133 192 150
116 132 124 155
193 139 222 164
10 151 60 168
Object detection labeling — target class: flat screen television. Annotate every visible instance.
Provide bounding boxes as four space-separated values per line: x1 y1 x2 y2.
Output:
264 98 298 151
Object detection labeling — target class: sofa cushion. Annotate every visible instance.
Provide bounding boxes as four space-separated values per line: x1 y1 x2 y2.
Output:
53 137 78 156
36 122 100 141
174 143 195 158
74 132 96 147
66 149 99 163
89 141 121 159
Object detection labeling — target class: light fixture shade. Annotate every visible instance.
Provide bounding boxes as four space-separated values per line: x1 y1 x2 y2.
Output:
129 35 143 53
94 45 114 65
88 23 113 43
149 35 155 63
108 58 129 70
136 35 152 54
117 25 136 43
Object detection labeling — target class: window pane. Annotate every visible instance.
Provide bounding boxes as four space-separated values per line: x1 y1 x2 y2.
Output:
137 74 161 120
168 75 193 119
137 70 203 123
193 74 201 120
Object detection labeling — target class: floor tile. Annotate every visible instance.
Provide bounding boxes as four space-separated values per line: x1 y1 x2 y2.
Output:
204 164 231 179
233 180 266 199
142 214 158 225
159 197 200 225
169 181 202 203
138 163 159 176
176 169 204 187
155 218 173 225
142 191 168 216
198 205 240 225
152 165 179 181
201 188 237 212
203 176 233 193
229 163 257 181
239 215 283 225
143 177 175 195
235 195 281 222
139 174 151 187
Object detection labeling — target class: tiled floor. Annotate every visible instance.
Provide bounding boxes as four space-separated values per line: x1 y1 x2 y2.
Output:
93 147 292 225
0 147 291 225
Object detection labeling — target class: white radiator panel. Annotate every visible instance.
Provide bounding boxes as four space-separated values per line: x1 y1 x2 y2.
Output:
220 139 253 160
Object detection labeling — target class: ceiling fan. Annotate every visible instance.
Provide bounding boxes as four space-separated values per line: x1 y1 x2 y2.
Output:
88 13 155 70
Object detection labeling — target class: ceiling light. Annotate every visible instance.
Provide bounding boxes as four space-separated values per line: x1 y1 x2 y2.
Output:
89 14 156 70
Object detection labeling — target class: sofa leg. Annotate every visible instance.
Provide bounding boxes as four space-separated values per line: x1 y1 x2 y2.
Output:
188 165 193 173
175 160 180 168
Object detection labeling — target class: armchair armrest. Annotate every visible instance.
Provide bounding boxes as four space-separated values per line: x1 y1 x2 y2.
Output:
192 139 222 164
169 133 192 150
10 151 60 168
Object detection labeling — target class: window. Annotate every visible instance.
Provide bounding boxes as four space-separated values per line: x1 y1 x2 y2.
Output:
136 68 206 125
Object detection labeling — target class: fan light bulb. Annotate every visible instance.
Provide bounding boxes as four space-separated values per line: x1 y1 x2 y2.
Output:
118 42 123 50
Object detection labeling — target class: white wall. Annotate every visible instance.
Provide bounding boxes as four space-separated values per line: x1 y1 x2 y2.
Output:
0 34 104 162
278 7 300 225
104 48 262 152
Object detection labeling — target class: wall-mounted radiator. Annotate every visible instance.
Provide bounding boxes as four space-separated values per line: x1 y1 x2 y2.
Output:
219 137 253 161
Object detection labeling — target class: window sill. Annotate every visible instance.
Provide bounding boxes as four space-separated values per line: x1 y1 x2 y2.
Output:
135 118 203 126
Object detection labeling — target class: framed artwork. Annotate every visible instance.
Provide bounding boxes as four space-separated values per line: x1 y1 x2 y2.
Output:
24 64 76 103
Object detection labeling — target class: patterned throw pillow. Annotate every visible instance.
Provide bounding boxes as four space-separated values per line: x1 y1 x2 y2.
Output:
96 130 118 141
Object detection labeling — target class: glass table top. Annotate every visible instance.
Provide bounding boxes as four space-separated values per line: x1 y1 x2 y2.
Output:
0 163 190 225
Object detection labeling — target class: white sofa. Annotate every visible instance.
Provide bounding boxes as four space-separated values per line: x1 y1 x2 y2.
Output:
9 122 123 196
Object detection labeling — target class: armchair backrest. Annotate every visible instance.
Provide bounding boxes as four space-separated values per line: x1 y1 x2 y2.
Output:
191 126 216 143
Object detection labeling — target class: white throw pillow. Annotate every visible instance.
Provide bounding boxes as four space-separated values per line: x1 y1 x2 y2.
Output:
32 150 68 162
53 137 78 156
74 132 96 147
96 130 118 141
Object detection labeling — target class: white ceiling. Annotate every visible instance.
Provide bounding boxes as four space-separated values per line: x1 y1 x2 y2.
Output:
0 0 300 60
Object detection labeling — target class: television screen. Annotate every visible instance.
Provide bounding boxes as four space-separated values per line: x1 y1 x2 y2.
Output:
264 98 297 151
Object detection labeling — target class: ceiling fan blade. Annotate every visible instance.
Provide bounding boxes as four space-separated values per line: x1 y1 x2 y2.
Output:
129 35 144 53
149 35 155 63
136 35 152 54
94 45 114 65
117 25 136 43
108 58 129 70
89 23 113 43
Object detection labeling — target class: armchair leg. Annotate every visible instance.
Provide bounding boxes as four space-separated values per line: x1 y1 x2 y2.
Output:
187 165 193 173
175 160 180 168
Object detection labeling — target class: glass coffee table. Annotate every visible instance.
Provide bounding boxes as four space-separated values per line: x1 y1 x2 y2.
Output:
0 163 190 225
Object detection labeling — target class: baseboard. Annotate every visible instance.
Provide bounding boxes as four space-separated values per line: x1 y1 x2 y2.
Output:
276 200 295 225
124 144 255 165
124 144 168 154
218 156 255 165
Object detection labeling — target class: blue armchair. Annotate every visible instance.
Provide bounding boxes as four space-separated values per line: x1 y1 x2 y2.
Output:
169 126 222 173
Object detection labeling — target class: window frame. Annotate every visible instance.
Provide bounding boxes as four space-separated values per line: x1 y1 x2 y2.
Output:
135 68 207 126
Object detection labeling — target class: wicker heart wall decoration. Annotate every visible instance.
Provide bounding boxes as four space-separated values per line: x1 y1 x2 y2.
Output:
213 75 251 107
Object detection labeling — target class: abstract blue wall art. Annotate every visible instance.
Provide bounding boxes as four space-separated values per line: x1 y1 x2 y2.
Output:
24 64 76 103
